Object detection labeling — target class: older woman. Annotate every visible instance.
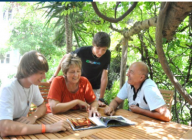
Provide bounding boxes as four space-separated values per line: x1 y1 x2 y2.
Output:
46 54 99 117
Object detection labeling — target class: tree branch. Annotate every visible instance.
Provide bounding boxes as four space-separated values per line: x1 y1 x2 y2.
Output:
176 25 189 32
186 48 192 83
109 23 124 34
162 2 192 41
155 2 192 105
123 17 157 38
92 2 138 23
115 2 121 19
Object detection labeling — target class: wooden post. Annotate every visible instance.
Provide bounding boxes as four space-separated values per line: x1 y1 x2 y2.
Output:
119 37 128 109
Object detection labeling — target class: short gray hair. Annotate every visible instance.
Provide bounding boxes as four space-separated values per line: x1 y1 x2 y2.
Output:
61 54 82 75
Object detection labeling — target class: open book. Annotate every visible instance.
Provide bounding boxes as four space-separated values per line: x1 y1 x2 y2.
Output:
67 115 136 131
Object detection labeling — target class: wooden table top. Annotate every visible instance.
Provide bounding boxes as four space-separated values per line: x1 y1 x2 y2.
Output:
1 107 192 139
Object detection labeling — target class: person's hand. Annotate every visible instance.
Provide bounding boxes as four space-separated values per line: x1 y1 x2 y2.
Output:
88 107 100 117
129 105 142 113
46 120 70 133
98 100 106 107
15 116 37 124
98 98 108 107
77 100 90 111
104 106 115 116
47 76 55 84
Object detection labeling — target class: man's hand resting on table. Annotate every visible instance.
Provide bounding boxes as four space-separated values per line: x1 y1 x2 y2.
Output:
129 105 143 114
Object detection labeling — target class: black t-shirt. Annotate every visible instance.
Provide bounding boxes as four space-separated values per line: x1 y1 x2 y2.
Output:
72 46 111 89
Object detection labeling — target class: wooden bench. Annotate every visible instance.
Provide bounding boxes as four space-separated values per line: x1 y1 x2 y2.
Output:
159 89 174 111
28 82 50 115
38 82 50 104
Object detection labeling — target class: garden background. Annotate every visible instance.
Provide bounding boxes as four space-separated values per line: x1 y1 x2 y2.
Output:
0 2 192 126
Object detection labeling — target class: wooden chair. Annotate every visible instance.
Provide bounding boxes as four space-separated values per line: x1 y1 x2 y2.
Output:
28 82 50 115
159 89 174 111
38 82 50 104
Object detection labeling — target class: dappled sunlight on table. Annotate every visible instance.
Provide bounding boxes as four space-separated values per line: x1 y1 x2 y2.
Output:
1 108 191 139
74 133 79 136
132 117 189 139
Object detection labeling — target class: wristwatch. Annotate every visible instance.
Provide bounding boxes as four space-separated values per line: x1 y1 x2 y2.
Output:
99 98 108 105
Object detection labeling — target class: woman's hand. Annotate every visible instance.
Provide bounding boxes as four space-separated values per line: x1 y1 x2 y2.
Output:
88 107 100 117
76 100 90 111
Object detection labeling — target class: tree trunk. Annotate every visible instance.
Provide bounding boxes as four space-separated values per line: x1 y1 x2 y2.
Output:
65 14 72 53
119 38 128 109
69 25 73 50
163 2 192 42
156 2 192 105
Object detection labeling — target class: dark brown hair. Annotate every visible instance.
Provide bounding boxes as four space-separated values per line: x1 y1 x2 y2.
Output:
16 50 49 79
92 32 111 48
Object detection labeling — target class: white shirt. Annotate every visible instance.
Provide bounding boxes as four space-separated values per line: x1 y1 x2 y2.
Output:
0 78 44 120
117 79 165 111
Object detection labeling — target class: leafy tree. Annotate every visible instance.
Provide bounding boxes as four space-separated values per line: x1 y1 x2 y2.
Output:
37 2 113 51
7 2 64 81
37 2 89 53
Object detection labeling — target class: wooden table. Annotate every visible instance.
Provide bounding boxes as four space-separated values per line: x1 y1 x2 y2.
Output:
1 108 192 139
